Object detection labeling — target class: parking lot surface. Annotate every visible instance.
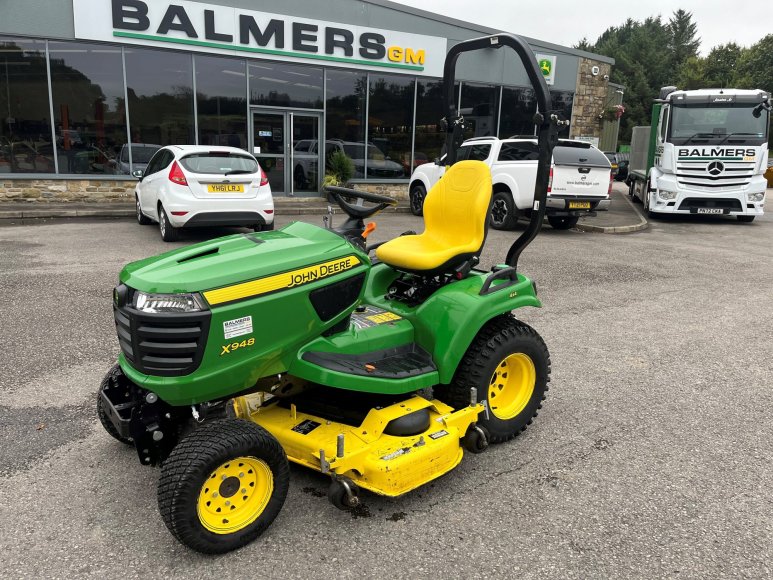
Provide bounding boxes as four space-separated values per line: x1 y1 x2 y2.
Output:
1 204 772 578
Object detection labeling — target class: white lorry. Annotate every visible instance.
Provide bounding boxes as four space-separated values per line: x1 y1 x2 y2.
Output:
409 136 612 230
628 86 771 222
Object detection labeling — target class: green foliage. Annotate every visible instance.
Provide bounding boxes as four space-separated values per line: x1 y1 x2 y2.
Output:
577 13 772 142
325 149 354 185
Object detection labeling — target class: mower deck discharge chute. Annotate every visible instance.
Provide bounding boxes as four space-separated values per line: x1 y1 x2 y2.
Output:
98 33 563 554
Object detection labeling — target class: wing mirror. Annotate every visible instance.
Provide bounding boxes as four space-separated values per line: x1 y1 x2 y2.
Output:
132 169 144 180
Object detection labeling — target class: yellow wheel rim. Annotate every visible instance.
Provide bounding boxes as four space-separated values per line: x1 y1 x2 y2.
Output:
488 353 536 420
197 456 273 535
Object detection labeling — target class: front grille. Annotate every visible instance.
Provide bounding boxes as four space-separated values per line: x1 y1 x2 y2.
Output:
677 198 743 211
676 160 755 190
114 303 211 376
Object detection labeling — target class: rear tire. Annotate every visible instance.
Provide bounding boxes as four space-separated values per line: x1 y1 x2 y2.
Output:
490 191 518 230
547 215 579 230
158 419 289 554
434 315 550 444
159 205 180 242
136 195 152 225
737 215 755 223
409 183 426 216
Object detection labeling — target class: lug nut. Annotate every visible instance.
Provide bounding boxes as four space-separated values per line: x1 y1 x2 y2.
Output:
145 392 158 404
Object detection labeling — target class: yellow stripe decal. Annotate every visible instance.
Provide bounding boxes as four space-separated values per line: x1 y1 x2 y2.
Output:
203 255 361 306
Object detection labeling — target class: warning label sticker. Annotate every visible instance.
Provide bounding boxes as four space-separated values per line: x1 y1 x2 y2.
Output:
291 419 321 435
429 430 449 440
223 315 253 339
352 306 402 330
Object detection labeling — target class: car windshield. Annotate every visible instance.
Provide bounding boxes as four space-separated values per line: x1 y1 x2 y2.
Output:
179 153 259 174
669 104 769 145
121 145 160 163
342 144 386 160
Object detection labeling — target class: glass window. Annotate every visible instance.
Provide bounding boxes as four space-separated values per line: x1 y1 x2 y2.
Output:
0 38 54 174
179 152 258 174
144 148 174 176
460 83 499 139
498 141 540 161
49 41 127 175
249 61 323 109
499 87 537 138
124 47 194 150
550 90 574 137
414 79 454 169
456 143 491 161
366 74 413 179
325 70 366 178
196 55 247 150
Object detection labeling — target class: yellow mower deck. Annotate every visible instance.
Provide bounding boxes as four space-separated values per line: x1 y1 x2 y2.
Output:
233 395 484 497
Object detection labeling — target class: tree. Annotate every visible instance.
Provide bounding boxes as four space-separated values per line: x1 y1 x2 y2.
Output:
702 43 743 88
667 9 701 70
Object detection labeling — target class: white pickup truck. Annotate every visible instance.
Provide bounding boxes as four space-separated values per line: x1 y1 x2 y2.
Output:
409 136 613 230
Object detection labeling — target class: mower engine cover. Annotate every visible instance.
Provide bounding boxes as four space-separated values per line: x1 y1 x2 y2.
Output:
114 222 369 405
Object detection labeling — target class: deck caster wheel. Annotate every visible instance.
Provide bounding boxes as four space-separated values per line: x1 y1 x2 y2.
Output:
462 424 490 454
328 477 360 511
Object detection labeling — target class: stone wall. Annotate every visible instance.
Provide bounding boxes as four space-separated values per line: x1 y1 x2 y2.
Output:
569 58 613 141
347 182 410 201
0 179 136 202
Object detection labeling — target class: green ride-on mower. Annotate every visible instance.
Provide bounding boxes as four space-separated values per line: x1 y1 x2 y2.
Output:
97 34 565 554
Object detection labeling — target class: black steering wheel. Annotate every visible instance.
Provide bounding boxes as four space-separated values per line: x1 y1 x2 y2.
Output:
324 186 397 220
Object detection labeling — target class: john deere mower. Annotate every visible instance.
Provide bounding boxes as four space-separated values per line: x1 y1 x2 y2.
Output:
98 34 564 554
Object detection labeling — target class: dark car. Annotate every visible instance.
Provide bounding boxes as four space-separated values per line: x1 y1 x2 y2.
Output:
604 151 629 181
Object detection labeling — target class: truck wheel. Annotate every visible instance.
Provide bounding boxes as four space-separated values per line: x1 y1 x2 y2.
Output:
159 205 180 242
547 216 579 230
490 191 518 230
737 215 755 223
643 189 657 218
434 315 550 444
409 183 426 216
96 364 133 446
158 419 290 554
628 179 636 199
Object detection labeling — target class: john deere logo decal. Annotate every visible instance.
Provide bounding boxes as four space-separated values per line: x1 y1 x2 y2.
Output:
539 59 552 76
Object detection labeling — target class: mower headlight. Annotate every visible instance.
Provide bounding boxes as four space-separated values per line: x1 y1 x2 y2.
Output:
133 291 207 313
748 192 765 202
659 189 677 200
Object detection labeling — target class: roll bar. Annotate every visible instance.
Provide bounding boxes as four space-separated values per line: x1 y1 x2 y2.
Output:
442 33 566 272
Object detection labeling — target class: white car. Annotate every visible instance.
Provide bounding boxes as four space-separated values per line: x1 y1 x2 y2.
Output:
133 145 274 242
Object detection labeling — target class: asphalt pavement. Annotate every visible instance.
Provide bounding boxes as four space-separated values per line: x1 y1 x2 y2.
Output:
1 191 772 578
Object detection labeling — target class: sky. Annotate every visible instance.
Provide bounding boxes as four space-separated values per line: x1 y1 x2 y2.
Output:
387 0 768 54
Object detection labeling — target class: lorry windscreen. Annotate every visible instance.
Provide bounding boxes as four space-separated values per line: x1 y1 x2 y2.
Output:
669 104 768 145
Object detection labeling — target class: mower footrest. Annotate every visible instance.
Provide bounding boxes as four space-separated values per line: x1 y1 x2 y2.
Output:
302 344 436 379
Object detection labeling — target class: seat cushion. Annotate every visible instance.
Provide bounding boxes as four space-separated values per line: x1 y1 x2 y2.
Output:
376 160 492 272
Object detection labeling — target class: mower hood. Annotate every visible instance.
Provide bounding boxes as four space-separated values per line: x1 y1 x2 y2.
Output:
120 222 366 295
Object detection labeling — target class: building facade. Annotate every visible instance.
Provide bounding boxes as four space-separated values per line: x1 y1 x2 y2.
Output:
0 0 614 200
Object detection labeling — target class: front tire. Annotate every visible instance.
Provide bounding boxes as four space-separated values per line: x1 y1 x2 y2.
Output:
547 215 579 230
409 183 426 216
737 215 755 223
490 191 518 230
136 195 151 225
435 315 550 443
159 205 180 242
158 419 289 554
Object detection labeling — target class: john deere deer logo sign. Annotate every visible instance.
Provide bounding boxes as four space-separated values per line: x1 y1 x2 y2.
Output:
535 53 556 86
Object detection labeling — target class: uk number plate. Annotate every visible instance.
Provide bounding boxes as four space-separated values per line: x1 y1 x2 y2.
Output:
568 201 591 209
696 208 723 214
207 184 244 193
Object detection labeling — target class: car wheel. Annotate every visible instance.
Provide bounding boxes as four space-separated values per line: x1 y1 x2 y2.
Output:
409 183 426 216
547 215 579 230
490 191 518 230
159 205 180 242
136 195 152 225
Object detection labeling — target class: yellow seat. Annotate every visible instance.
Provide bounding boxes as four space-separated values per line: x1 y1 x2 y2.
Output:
376 160 492 273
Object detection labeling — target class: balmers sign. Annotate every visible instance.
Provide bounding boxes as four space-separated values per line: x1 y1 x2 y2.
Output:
73 0 447 76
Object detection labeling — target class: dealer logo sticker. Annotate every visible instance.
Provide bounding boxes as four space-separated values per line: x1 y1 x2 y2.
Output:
224 315 253 339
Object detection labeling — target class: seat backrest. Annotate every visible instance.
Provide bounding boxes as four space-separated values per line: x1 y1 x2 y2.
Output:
423 160 492 251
